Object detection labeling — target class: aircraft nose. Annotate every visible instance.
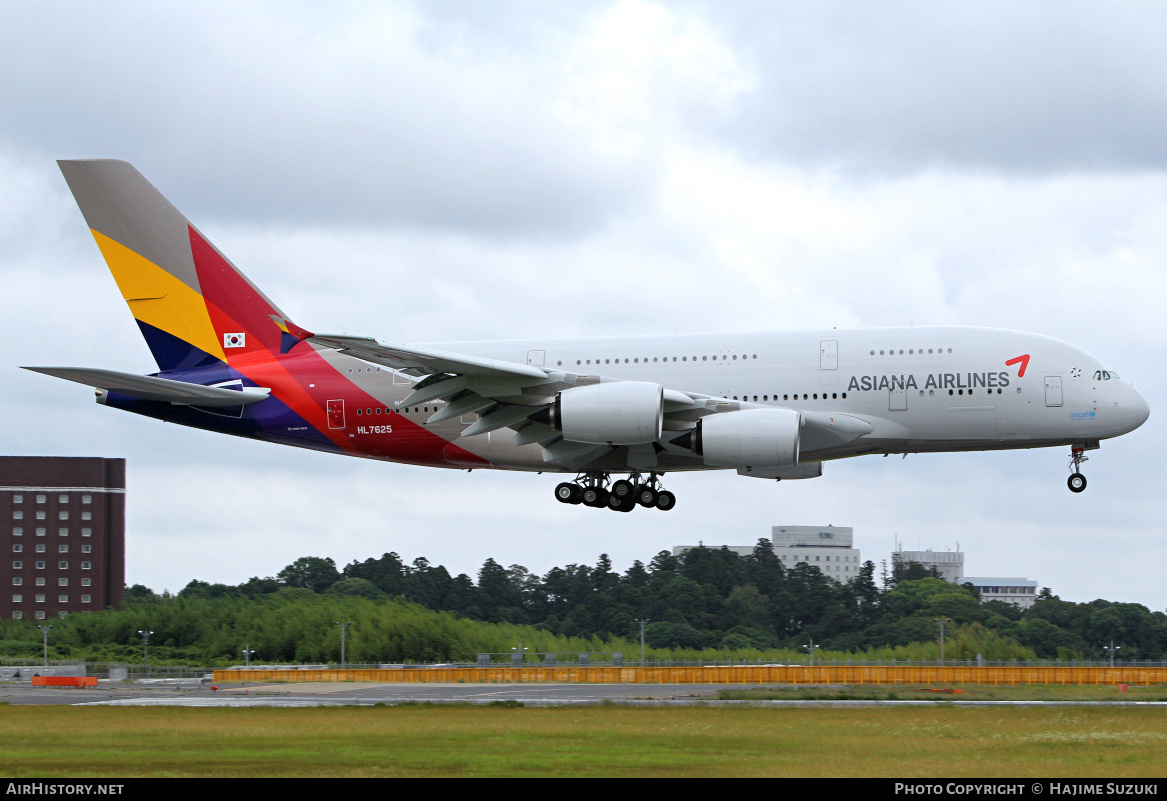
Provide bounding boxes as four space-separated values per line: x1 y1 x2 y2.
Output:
1130 385 1151 429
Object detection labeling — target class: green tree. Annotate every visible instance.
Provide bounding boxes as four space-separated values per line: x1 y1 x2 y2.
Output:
890 560 943 586
324 578 387 599
344 552 406 596
743 539 786 597
722 585 769 631
276 556 342 593
645 621 708 649
124 584 159 603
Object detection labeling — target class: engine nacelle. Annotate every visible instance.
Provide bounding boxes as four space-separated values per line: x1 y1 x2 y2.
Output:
693 408 801 469
543 381 664 445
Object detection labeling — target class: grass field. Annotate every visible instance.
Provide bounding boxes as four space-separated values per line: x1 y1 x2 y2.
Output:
3 703 1167 777
718 683 1167 702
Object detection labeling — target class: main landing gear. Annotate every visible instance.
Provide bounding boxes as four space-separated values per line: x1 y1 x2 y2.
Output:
554 472 676 512
1067 444 1092 493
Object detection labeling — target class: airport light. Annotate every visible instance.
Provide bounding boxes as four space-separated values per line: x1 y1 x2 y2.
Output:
241 645 256 667
1104 641 1122 668
36 624 52 666
802 639 820 667
335 622 352 669
634 619 650 667
511 643 529 666
935 618 952 666
138 630 153 677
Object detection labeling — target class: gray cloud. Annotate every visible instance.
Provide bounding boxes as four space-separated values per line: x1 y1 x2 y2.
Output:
0 1 645 236
694 1 1167 174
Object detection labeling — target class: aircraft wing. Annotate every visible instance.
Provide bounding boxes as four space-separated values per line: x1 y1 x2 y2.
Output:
23 367 270 407
308 334 547 380
310 334 717 470
311 335 875 471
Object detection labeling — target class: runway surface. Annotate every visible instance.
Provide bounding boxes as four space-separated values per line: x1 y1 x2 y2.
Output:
2 680 725 707
3 681 1165 707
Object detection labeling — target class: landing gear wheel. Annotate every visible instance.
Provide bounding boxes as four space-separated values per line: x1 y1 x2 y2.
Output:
607 493 635 512
1066 445 1093 493
555 482 581 504
655 490 676 511
635 485 658 507
583 487 610 508
611 479 635 500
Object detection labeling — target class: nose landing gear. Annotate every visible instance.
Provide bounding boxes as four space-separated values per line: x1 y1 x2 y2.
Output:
554 471 676 511
1066 442 1097 493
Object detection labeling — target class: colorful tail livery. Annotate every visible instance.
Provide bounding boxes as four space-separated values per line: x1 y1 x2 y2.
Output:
56 160 311 371
29 160 1148 510
37 160 483 467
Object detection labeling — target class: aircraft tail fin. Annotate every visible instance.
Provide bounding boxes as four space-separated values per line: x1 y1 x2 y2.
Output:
57 160 313 372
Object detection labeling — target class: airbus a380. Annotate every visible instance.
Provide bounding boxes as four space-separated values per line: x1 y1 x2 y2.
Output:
29 160 1150 512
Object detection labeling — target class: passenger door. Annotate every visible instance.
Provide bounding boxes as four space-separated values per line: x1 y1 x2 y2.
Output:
1044 376 1063 407
326 399 346 429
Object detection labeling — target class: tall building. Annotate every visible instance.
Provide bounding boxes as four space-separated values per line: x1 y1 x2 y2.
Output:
892 547 965 582
769 526 862 580
891 544 1039 609
673 525 863 581
0 457 125 620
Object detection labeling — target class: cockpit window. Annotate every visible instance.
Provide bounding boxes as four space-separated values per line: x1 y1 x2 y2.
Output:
1094 371 1103 381
1095 370 1121 381
1106 371 1120 380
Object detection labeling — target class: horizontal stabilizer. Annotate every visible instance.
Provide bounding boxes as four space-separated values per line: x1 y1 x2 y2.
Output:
24 367 270 407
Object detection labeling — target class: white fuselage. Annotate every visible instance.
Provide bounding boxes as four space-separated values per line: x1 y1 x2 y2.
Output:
418 326 1148 472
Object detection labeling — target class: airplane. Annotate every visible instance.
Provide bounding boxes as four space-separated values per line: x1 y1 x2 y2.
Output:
27 160 1150 512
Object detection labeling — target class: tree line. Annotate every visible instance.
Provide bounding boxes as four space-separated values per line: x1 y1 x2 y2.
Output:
148 540 1167 661
1 540 1161 665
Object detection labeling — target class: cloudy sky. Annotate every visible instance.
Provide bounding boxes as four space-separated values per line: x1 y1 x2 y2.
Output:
2 1 1163 611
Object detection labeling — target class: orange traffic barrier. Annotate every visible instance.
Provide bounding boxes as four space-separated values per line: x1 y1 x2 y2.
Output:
30 676 98 687
211 665 1167 687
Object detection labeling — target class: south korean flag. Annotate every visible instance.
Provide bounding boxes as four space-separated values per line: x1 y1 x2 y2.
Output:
223 333 247 348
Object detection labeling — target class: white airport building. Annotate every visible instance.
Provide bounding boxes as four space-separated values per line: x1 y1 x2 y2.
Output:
892 548 964 583
674 525 863 582
892 545 1040 609
958 577 1040 608
674 527 1040 603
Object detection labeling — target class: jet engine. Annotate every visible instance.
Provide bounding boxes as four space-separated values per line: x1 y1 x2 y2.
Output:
685 408 801 469
530 381 664 445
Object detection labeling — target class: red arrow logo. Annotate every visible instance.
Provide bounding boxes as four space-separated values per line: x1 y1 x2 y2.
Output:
1005 354 1030 377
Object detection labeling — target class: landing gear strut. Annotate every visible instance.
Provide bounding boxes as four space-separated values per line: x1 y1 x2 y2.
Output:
1067 444 1092 493
554 471 676 511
